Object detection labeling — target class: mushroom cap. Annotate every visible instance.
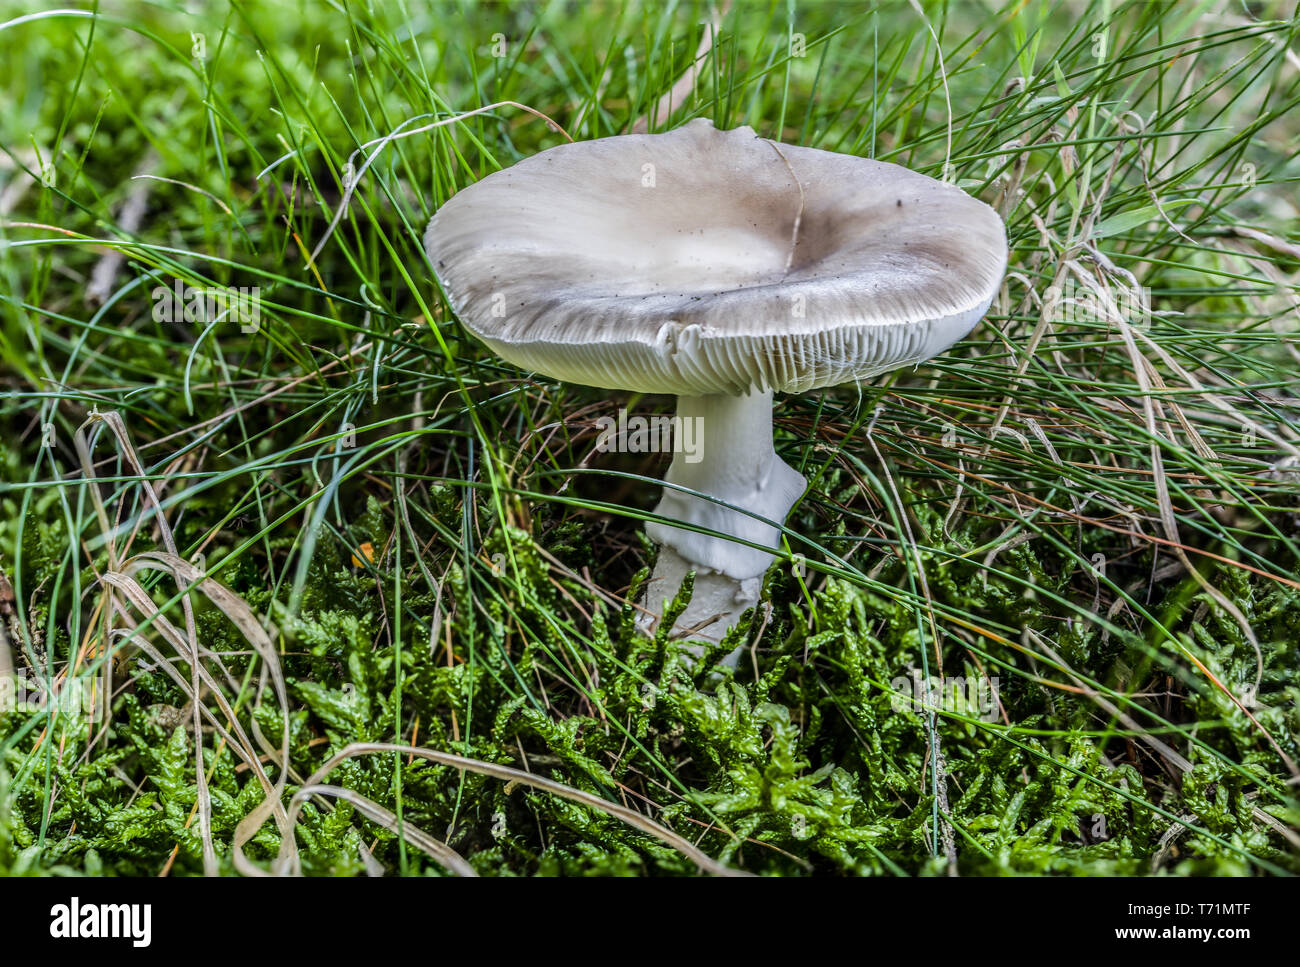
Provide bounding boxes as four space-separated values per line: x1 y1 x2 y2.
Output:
426 118 1007 397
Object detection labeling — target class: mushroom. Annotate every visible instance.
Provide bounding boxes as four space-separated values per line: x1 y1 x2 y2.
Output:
425 118 1007 657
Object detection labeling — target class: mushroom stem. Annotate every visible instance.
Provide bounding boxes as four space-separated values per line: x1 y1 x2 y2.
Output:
640 389 806 652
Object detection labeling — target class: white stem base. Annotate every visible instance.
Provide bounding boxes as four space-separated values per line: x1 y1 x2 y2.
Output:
637 546 764 665
638 391 805 664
